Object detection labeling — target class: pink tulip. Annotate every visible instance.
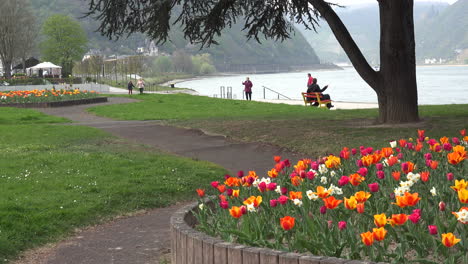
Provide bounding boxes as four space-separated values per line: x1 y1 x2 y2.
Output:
219 200 229 209
368 182 380 193
446 173 454 181
338 176 349 187
320 206 327 214
375 163 383 171
270 199 278 207
376 170 385 179
278 195 288 205
439 201 446 211
428 225 438 235
338 221 347 230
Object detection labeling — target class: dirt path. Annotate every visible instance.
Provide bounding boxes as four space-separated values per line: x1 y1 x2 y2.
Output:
14 97 301 264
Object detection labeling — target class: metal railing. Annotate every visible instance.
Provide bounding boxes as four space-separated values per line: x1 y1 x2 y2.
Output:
262 86 291 100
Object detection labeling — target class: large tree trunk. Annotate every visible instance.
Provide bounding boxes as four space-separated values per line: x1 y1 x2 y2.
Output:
378 0 419 123
310 0 419 124
3 60 12 79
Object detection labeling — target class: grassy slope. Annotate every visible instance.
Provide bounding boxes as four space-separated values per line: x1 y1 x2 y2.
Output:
0 108 226 262
88 94 468 157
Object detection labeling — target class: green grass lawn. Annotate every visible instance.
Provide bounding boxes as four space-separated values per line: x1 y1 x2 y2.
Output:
0 108 226 263
88 94 468 157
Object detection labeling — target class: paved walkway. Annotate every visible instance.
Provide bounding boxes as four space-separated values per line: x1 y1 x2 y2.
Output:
15 97 302 264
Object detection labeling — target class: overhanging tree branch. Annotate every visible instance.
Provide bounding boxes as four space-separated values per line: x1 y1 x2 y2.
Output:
309 0 379 90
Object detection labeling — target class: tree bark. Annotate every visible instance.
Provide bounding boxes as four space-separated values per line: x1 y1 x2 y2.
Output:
310 0 419 124
378 0 419 123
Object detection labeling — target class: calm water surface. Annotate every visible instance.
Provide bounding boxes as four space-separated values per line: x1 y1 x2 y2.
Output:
178 66 468 105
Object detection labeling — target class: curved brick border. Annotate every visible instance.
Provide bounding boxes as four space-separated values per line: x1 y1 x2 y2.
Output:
0 97 108 108
171 201 385 264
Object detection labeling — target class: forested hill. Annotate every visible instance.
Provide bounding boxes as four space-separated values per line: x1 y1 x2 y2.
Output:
30 0 321 70
298 1 468 64
416 0 468 61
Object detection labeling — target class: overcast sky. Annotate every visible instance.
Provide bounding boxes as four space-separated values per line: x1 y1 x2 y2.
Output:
329 0 458 5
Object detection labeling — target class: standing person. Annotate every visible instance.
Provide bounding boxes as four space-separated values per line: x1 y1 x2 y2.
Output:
307 73 314 89
127 80 135 95
306 78 334 109
137 78 145 94
242 77 253 100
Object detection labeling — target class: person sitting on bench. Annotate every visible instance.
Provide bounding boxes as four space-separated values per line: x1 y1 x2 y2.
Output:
306 78 334 109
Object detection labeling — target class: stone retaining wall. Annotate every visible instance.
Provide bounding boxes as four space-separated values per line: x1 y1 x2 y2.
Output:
171 201 385 264
0 97 108 108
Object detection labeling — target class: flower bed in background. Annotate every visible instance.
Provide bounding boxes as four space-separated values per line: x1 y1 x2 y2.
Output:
0 89 99 104
194 129 468 263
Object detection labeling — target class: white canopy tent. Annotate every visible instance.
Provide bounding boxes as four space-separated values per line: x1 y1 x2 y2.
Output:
27 62 62 78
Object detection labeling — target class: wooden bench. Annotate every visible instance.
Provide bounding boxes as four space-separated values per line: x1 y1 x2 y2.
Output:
301 92 332 108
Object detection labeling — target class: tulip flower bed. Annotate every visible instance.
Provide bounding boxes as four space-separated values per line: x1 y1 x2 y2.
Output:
0 89 99 104
194 129 468 263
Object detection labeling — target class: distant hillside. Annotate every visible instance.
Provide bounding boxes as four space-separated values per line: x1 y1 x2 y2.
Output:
298 2 450 64
29 0 320 71
416 0 468 61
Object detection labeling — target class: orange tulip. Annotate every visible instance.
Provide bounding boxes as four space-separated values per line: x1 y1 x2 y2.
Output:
387 156 399 167
289 191 302 200
440 137 449 144
360 231 374 246
429 160 439 170
243 196 262 207
229 206 242 218
268 168 278 178
294 160 308 172
196 189 205 197
448 151 466 165
344 196 357 210
291 176 303 186
372 227 387 241
394 192 421 208
357 202 365 214
325 155 341 169
389 214 408 226
381 147 394 158
323 196 343 209
274 156 281 163
217 184 226 193
225 177 241 187
420 171 430 182
392 171 401 181
314 186 331 198
441 233 461 247
354 191 371 203
453 145 466 154
280 216 295 230
458 189 468 204
374 213 387 227
415 142 423 152
349 173 365 186
232 189 240 197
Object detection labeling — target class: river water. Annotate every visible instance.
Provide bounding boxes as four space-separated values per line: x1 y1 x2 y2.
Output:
178 65 468 105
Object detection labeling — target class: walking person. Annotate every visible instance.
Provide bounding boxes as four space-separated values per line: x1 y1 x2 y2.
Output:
127 80 135 95
242 77 253 100
137 78 145 94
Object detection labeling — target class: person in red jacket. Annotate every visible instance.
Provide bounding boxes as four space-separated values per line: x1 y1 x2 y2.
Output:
307 73 314 88
242 77 253 100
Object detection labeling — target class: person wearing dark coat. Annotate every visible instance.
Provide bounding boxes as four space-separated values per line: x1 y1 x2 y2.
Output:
127 80 135 95
242 77 253 100
306 78 334 109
